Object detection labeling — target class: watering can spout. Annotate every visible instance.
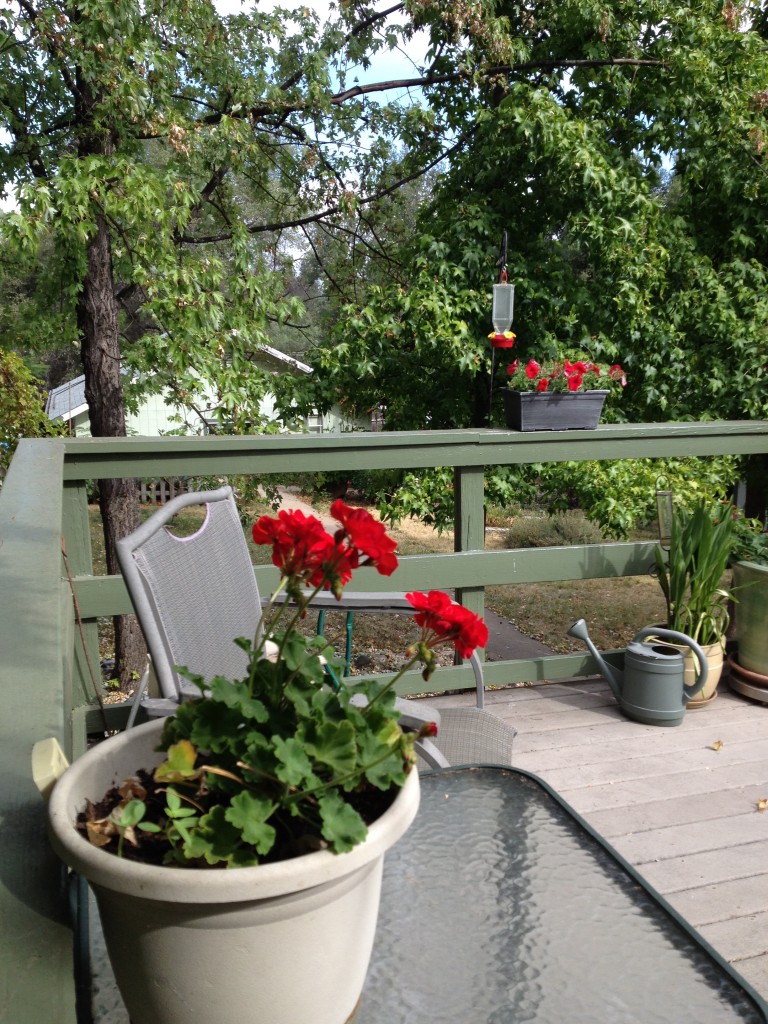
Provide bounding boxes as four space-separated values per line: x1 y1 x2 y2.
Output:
567 619 623 699
568 619 708 727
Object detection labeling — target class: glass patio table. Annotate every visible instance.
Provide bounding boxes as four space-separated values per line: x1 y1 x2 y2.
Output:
357 767 767 1024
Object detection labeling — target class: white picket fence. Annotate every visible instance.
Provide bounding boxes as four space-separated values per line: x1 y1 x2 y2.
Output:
138 478 196 504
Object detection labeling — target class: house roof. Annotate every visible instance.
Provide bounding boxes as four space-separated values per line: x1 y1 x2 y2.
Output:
45 346 311 422
257 344 311 375
45 375 88 421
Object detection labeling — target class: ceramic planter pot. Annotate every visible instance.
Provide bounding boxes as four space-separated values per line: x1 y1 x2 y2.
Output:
646 632 723 707
682 638 724 707
503 390 609 431
732 559 768 676
48 718 420 1024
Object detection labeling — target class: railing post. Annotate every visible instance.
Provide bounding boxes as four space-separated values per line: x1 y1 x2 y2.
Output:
0 440 77 1022
454 465 486 625
62 480 102 736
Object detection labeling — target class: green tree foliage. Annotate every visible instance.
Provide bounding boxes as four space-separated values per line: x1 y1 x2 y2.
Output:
0 350 62 477
0 0 513 680
299 0 768 431
286 0 768 532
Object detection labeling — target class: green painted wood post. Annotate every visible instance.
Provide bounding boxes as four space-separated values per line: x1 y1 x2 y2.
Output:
454 465 486 634
62 480 102 724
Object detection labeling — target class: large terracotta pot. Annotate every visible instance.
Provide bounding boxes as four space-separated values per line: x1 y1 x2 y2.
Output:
48 718 420 1024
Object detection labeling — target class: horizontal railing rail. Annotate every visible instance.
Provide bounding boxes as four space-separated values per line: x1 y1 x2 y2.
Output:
4 419 768 1023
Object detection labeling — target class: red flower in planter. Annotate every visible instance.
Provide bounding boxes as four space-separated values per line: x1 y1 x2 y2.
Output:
252 509 338 587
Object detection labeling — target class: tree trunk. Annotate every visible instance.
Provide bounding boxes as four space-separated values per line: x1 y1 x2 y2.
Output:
78 210 147 688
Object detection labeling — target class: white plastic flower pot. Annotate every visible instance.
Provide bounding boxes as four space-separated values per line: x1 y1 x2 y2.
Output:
48 718 420 1024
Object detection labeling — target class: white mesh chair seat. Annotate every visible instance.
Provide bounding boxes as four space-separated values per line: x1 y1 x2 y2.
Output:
416 708 516 770
116 486 516 767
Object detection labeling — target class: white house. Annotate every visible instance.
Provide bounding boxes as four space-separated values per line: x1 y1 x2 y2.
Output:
45 346 371 436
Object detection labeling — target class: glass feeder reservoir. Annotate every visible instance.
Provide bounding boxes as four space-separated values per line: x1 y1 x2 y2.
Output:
492 282 515 334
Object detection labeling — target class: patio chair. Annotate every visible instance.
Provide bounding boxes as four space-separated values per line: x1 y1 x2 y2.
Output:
116 486 515 767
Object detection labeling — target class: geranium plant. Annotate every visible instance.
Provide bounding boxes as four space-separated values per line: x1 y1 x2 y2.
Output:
506 356 627 394
80 502 488 867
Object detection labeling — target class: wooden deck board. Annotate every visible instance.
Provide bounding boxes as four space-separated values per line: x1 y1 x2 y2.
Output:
421 677 768 998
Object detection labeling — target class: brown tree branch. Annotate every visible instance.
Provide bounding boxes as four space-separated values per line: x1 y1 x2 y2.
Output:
195 56 665 126
180 132 469 243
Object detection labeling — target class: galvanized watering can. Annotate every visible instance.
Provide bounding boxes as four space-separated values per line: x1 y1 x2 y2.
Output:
567 619 708 727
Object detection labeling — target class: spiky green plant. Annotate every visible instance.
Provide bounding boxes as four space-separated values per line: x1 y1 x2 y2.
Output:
654 499 736 646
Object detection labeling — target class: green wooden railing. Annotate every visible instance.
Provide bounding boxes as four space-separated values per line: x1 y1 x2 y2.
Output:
3 420 768 1023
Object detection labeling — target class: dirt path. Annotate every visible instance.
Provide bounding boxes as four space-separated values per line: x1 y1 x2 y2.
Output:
274 488 553 662
275 487 448 545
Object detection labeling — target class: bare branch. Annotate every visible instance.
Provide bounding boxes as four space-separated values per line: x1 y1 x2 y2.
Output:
180 132 469 244
196 56 665 127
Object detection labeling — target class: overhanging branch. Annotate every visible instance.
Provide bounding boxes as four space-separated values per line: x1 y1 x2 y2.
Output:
199 56 665 126
179 132 469 244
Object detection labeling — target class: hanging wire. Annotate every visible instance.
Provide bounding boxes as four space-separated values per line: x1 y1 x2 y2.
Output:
489 231 510 423
497 229 509 283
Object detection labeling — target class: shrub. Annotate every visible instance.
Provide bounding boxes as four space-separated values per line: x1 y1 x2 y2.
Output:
503 510 606 549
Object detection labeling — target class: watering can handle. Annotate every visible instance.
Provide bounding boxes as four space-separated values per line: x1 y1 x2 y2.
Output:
634 628 709 699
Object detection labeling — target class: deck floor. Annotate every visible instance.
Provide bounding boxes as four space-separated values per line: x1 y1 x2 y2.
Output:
422 677 768 1000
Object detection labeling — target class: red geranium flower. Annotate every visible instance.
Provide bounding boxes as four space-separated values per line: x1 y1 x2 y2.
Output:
506 359 519 375
564 359 588 375
567 374 582 391
406 589 454 633
405 590 489 657
536 378 548 392
252 509 335 586
331 501 399 576
525 359 541 379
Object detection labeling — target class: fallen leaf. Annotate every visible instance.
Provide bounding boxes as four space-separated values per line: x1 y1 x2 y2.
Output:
757 798 768 812
709 740 723 751
85 818 117 847
118 777 147 801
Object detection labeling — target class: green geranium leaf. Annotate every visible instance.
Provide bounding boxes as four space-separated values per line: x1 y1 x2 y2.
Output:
356 729 409 790
224 792 277 854
187 700 244 754
272 736 318 788
281 633 327 682
183 805 244 866
209 676 268 722
317 790 367 853
302 719 358 776
284 673 315 717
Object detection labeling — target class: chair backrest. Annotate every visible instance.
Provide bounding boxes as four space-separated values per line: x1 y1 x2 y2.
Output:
116 486 262 701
